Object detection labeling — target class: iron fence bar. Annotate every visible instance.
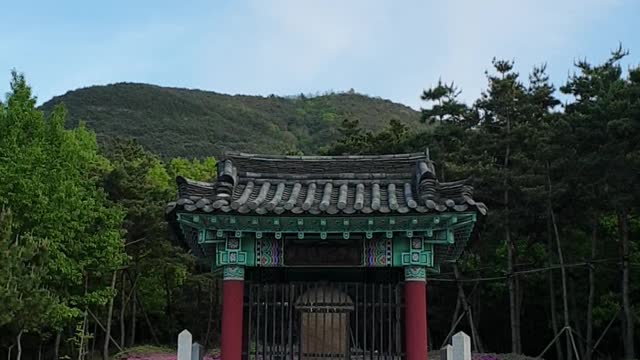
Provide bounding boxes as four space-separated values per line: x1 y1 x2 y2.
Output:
309 282 314 360
364 282 368 360
298 283 302 360
321 282 326 359
355 282 359 355
379 283 383 360
329 282 333 359
271 283 276 359
280 283 285 358
263 284 269 360
342 282 348 360
394 283 401 355
372 283 376 360
380 283 383 359
243 278 407 360
387 283 392 360
288 283 294 360
342 282 347 360
256 283 262 360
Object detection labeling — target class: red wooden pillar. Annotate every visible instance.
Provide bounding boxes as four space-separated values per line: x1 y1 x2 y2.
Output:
221 266 244 360
405 266 427 360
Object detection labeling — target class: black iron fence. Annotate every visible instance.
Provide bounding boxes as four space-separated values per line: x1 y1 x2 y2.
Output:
242 281 405 360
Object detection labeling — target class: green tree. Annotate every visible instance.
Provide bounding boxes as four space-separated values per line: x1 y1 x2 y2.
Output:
167 156 217 185
561 47 640 359
0 71 125 357
473 59 529 354
0 209 57 360
420 80 471 126
102 139 218 350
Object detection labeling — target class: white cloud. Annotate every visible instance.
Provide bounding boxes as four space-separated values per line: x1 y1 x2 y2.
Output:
248 0 388 80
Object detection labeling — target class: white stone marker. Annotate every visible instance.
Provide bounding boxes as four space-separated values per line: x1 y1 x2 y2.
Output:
440 344 453 360
452 331 471 360
178 330 193 360
191 342 204 360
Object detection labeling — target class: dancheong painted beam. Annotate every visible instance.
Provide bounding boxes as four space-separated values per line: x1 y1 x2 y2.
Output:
166 151 485 272
174 212 476 271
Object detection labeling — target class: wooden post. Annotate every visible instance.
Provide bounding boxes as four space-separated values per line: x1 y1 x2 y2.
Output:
221 266 244 360
405 266 427 360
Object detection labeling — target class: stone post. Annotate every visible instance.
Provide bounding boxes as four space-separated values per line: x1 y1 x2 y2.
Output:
405 266 427 360
440 345 453 360
452 331 471 360
221 265 244 360
191 342 204 360
177 330 193 360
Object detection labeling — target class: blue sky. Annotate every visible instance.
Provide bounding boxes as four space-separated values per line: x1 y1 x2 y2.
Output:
1 0 639 109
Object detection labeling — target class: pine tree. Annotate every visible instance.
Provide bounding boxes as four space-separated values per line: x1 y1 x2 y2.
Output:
474 59 527 354
561 46 639 360
420 80 471 126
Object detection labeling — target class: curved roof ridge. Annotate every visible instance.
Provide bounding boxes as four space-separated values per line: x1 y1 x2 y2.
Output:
223 151 428 161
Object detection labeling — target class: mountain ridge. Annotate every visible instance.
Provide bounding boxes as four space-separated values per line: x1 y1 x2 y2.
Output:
41 82 424 158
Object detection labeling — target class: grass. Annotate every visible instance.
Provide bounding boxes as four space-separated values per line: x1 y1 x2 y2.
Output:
113 345 175 359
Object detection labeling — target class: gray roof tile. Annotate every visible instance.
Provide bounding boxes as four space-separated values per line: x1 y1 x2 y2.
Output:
169 152 487 216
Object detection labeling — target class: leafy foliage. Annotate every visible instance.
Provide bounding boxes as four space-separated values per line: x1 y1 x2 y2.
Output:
101 138 219 346
0 72 126 324
0 209 56 336
0 72 127 359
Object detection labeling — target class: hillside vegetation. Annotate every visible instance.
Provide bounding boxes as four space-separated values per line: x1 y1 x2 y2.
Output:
41 83 423 157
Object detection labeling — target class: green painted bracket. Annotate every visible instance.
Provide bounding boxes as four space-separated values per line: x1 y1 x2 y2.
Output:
176 211 477 272
177 212 476 237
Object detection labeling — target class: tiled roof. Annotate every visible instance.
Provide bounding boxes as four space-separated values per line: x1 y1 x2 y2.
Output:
167 152 487 216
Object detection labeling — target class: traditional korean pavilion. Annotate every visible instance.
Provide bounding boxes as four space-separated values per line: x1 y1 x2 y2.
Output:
166 152 485 360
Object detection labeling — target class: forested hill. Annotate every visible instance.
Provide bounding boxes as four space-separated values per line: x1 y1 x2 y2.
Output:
40 83 423 158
